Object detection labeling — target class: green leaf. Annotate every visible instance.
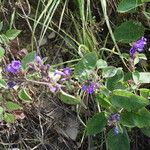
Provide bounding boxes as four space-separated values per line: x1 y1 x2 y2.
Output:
141 126 150 137
114 20 145 43
5 29 21 40
74 52 97 76
60 90 81 105
102 66 121 78
106 69 124 90
117 0 142 13
139 72 150 83
100 86 110 97
0 46 5 58
133 108 150 128
112 81 128 90
134 54 147 65
139 88 150 98
141 0 150 2
0 79 7 88
6 101 22 111
134 57 139 65
121 111 136 127
96 93 112 108
0 34 9 44
86 112 107 135
132 71 140 84
111 90 149 111
107 129 130 150
18 89 32 102
121 108 150 128
22 51 36 70
138 53 147 60
96 59 107 69
4 113 15 123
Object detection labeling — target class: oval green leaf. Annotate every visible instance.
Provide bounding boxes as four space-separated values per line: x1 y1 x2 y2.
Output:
0 79 7 88
18 89 32 102
22 51 36 70
96 59 108 69
111 90 149 111
5 29 21 40
74 52 97 76
114 20 145 43
6 101 22 111
86 112 107 135
117 0 142 13
0 46 5 58
121 108 150 128
102 67 121 78
4 113 15 123
107 129 130 150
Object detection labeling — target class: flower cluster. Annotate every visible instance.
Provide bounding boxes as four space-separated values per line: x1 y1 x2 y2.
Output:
28 55 50 80
129 37 147 56
81 81 99 94
6 60 21 74
108 113 120 135
28 55 72 93
5 60 22 88
54 67 72 81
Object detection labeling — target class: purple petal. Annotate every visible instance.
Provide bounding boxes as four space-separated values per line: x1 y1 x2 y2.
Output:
5 64 17 73
81 81 99 94
130 37 147 54
82 83 95 94
87 86 95 94
129 47 137 56
35 56 43 64
50 86 57 93
111 114 120 121
11 60 21 70
81 85 87 91
63 68 72 76
7 81 15 88
54 70 65 76
49 84 61 93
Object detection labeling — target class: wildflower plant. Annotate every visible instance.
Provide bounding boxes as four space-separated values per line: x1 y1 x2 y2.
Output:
1 46 150 148
0 22 150 150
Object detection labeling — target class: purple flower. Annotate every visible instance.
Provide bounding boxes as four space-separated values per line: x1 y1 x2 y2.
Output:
6 60 21 73
108 113 120 126
7 81 15 88
130 37 147 56
82 82 97 94
35 56 43 64
49 84 61 93
63 68 72 76
114 126 119 135
110 114 120 122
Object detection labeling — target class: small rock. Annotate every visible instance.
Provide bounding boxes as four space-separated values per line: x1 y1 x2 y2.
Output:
48 32 56 39
38 38 47 46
